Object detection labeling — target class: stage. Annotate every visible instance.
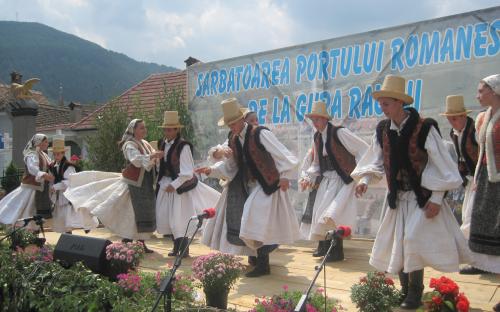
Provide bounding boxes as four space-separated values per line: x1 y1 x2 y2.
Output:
43 227 499 311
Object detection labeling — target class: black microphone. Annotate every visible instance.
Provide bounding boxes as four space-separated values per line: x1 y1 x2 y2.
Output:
326 225 352 239
189 208 216 221
16 215 44 224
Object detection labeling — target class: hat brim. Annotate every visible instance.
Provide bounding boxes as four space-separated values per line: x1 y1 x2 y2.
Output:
49 148 67 153
440 110 473 117
158 124 184 128
218 115 244 127
305 113 332 120
372 90 414 105
218 108 246 126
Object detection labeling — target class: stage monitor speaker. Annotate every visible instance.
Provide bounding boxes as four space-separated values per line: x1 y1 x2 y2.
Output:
53 234 111 274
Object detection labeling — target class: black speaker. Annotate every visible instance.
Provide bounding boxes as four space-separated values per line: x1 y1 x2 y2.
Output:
53 234 111 274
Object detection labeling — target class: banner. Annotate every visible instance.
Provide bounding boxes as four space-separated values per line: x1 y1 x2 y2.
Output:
187 7 500 237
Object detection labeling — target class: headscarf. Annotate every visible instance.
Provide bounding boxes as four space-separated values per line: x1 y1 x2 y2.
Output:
121 119 142 144
482 74 500 96
23 133 47 157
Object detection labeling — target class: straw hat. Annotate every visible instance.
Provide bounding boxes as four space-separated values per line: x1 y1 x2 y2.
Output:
219 98 244 126
218 107 248 126
440 95 472 116
372 75 414 105
50 134 66 153
305 101 331 120
159 111 184 128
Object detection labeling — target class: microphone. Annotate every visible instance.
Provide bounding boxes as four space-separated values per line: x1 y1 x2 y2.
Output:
326 225 351 239
189 208 216 221
17 215 44 224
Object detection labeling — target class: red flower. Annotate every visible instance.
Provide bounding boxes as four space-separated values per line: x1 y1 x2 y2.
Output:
384 277 394 286
456 293 469 312
432 276 459 296
70 154 80 162
429 277 439 288
431 296 443 305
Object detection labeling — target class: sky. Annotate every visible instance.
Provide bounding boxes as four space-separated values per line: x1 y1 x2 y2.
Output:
0 0 498 69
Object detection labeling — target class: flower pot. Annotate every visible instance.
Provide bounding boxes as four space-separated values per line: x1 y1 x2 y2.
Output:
204 287 229 310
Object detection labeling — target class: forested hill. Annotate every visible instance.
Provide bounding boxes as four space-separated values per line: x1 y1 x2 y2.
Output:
0 21 177 104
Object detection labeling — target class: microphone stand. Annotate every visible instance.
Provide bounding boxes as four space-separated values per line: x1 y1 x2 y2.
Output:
151 217 204 312
0 219 36 245
294 235 338 312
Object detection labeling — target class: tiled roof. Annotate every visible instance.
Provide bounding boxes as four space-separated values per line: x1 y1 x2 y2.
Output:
0 83 99 131
67 70 187 131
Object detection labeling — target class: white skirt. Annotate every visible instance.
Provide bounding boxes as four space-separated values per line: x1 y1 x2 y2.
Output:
459 178 475 239
370 191 471 274
0 185 37 226
239 183 300 249
300 171 358 241
156 177 220 238
50 192 98 233
64 171 151 240
201 187 257 256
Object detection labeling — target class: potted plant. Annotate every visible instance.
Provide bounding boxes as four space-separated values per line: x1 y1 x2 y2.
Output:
192 252 245 309
350 271 401 312
419 276 469 312
105 241 145 279
250 284 344 312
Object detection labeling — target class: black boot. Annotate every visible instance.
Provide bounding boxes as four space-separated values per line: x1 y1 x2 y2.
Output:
248 256 257 266
245 248 271 277
312 240 327 257
398 271 409 304
178 237 190 258
325 236 344 262
168 238 180 256
138 240 154 254
400 270 424 310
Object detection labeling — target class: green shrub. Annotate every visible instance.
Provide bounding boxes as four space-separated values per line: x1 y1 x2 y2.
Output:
1 162 21 194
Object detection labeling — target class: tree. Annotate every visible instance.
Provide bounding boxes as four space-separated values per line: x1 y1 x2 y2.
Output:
1 162 21 194
134 86 196 146
86 100 128 172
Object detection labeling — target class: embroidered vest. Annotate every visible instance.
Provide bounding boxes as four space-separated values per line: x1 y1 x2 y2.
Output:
376 107 439 209
49 158 72 184
158 137 198 194
122 142 145 186
228 131 250 182
21 152 48 191
314 122 356 184
450 116 478 181
228 125 281 195
476 109 500 181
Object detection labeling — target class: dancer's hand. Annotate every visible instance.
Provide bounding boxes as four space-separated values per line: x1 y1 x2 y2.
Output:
222 148 233 158
212 148 224 160
425 202 441 218
165 184 175 193
299 178 311 191
151 151 164 159
279 178 289 191
355 182 367 198
44 173 55 182
195 167 211 175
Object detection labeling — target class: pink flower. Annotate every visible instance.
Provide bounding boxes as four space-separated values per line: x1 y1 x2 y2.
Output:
282 285 289 292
